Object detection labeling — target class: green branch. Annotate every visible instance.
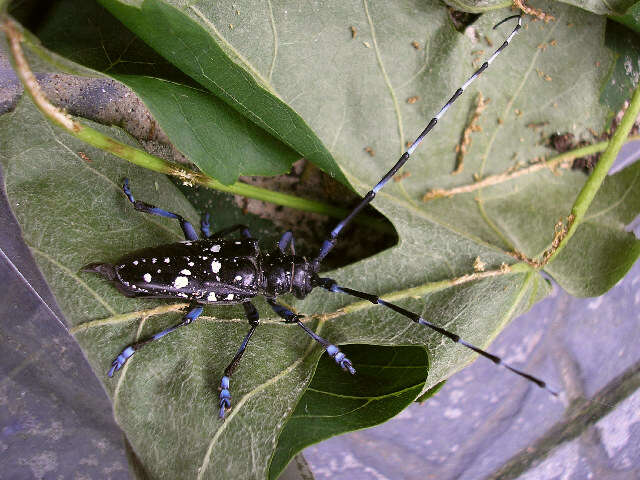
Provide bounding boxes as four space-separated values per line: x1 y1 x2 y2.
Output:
2 15 391 232
547 85 640 265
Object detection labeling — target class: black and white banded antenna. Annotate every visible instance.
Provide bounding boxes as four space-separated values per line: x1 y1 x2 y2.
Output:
309 14 559 396
312 14 523 270
313 278 559 396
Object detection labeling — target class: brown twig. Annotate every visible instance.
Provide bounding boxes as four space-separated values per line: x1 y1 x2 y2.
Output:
453 93 489 175
513 0 555 22
422 135 640 202
2 17 79 133
509 214 575 268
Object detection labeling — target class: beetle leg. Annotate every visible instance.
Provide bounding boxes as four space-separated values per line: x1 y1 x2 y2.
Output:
218 301 260 420
278 231 295 255
266 298 355 375
201 213 213 238
122 178 199 241
107 304 203 377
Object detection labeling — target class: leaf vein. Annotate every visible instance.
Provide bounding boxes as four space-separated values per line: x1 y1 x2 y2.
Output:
266 0 278 82
363 0 404 153
30 246 117 316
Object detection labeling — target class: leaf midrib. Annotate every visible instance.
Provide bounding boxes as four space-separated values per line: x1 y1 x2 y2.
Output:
304 382 424 401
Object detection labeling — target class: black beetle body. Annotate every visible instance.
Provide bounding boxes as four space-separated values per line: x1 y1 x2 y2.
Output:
84 238 315 304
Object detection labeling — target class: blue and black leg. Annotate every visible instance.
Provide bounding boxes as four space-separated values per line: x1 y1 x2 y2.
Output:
218 301 260 419
108 303 204 377
201 213 212 238
278 231 295 255
266 298 355 375
122 178 199 241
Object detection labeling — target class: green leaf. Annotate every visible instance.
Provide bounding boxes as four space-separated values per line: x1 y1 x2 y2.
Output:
111 74 300 184
600 20 640 114
610 0 640 33
270 344 428 479
94 0 348 186
12 0 301 184
0 96 320 479
3 0 640 479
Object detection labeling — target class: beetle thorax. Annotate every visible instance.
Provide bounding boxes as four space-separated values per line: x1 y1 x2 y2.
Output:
261 249 314 299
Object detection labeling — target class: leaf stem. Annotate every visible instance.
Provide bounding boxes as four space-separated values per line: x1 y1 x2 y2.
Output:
2 16 391 232
423 135 640 201
547 86 640 265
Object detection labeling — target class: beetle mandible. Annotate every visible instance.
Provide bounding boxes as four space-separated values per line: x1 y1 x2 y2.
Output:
84 14 556 420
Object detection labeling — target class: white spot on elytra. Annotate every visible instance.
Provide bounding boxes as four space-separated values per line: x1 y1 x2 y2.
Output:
188 262 194 267
152 258 157 263
207 292 217 302
235 241 241 244
180 269 191 275
173 276 188 288
234 275 242 281
164 258 170 263
143 273 151 282
211 245 221 252
133 261 138 265
211 261 221 273
226 294 234 300
157 269 161 273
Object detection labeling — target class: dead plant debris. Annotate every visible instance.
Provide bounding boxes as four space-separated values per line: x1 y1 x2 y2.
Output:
453 93 489 175
513 0 555 22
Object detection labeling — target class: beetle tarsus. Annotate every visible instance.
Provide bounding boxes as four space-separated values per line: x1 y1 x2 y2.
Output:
218 375 232 420
107 346 135 377
326 344 356 375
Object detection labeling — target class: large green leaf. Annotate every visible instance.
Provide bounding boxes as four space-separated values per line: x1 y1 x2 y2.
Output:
2 0 640 479
93 0 349 186
270 344 428 479
131 0 636 296
0 97 319 478
611 0 640 33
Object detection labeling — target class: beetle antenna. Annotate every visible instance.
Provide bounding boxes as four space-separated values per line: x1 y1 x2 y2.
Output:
311 14 522 271
316 276 558 396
